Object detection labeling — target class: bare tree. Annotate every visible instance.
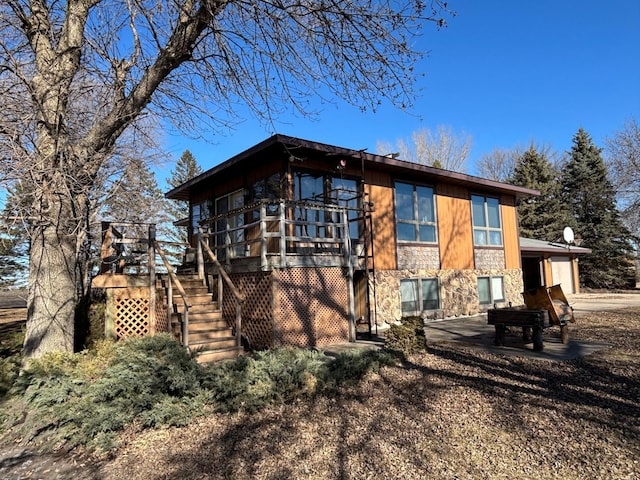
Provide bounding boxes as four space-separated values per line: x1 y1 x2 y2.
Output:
376 125 471 171
0 1 450 359
475 148 519 182
476 143 562 182
606 117 640 243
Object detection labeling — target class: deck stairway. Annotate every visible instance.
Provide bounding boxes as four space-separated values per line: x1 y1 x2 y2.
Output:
158 273 243 363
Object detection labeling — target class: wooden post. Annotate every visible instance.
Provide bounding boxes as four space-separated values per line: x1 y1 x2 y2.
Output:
343 211 356 342
260 201 267 269
197 226 205 280
105 289 116 339
235 302 242 348
148 224 156 334
279 200 286 268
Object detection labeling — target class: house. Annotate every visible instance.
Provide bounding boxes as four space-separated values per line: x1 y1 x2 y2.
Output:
163 134 540 351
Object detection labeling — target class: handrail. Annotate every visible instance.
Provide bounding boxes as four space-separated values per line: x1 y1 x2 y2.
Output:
198 229 244 348
154 241 192 348
198 234 245 303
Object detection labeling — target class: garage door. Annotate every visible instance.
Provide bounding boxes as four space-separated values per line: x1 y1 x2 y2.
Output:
550 256 575 294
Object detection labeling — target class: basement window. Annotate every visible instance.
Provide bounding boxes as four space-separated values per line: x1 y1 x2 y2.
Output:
478 276 505 305
400 278 440 316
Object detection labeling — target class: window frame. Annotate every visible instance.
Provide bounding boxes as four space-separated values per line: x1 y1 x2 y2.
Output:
394 181 438 244
400 277 441 317
471 194 503 246
477 275 505 305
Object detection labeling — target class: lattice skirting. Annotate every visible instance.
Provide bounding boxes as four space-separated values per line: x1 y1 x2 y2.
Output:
223 268 349 349
108 287 170 340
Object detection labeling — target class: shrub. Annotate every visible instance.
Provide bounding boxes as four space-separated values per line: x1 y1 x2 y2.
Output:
0 329 24 398
384 316 427 356
5 335 403 452
14 334 206 450
201 348 328 413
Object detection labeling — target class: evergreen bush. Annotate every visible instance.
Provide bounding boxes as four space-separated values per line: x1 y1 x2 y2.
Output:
4 335 403 452
0 329 24 398
384 316 428 356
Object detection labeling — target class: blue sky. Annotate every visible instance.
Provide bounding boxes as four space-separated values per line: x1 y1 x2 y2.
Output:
158 0 639 185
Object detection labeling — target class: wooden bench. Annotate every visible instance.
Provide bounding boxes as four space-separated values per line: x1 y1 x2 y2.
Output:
487 306 550 352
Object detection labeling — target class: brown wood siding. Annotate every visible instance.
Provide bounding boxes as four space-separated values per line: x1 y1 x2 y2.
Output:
501 195 521 269
365 171 397 270
436 184 474 269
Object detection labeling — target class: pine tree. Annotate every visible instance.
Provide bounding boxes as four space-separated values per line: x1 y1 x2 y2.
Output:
510 146 571 242
103 158 171 232
166 150 203 244
0 181 32 287
561 129 634 288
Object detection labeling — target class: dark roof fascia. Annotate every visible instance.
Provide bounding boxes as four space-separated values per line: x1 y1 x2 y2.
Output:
520 237 592 255
166 134 540 200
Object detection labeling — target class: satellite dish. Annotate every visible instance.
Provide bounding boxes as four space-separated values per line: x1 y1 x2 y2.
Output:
563 227 575 244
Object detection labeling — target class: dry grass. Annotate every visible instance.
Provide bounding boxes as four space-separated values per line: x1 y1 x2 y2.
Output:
2 308 640 479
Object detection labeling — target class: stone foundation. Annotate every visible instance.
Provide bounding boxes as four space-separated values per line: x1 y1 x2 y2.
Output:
372 268 524 324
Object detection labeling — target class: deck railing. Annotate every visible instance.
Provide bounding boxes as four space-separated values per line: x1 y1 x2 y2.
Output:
199 199 360 270
98 222 245 348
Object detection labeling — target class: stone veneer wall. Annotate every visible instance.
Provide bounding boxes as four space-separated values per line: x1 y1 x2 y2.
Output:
373 268 524 324
474 248 505 270
397 245 440 270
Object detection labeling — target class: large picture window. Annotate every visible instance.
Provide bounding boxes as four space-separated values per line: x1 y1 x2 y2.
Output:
215 190 245 258
478 276 505 305
400 278 440 316
395 182 437 243
471 195 502 246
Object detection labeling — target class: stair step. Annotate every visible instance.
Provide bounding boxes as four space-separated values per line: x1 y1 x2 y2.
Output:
189 336 237 349
188 328 234 342
172 310 222 321
188 319 228 331
170 293 213 303
193 346 244 364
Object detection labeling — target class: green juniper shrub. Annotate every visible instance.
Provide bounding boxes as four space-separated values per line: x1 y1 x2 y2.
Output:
200 347 328 413
0 329 24 398
6 334 406 452
323 348 400 389
384 316 427 356
14 334 207 451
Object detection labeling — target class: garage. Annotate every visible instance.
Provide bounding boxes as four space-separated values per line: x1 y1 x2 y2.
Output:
520 238 592 295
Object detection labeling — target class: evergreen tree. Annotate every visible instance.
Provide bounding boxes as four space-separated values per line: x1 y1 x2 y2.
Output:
510 146 571 242
0 181 32 287
561 129 634 288
103 158 170 227
166 150 203 244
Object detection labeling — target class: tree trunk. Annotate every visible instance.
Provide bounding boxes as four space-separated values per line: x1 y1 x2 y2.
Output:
23 198 81 359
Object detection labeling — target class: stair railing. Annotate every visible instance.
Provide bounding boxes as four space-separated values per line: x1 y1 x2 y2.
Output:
155 241 192 348
197 227 245 348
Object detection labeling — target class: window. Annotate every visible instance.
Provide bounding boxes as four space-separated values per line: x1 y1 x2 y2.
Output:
191 201 211 230
395 182 437 243
478 276 505 305
214 190 245 258
292 171 362 240
252 173 282 217
471 195 502 246
400 278 440 316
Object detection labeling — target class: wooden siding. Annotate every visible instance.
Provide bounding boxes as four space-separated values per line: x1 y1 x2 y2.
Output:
365 171 397 270
436 184 474 270
501 195 521 269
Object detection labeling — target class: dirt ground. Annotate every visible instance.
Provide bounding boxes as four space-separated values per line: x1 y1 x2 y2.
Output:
1 304 639 479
